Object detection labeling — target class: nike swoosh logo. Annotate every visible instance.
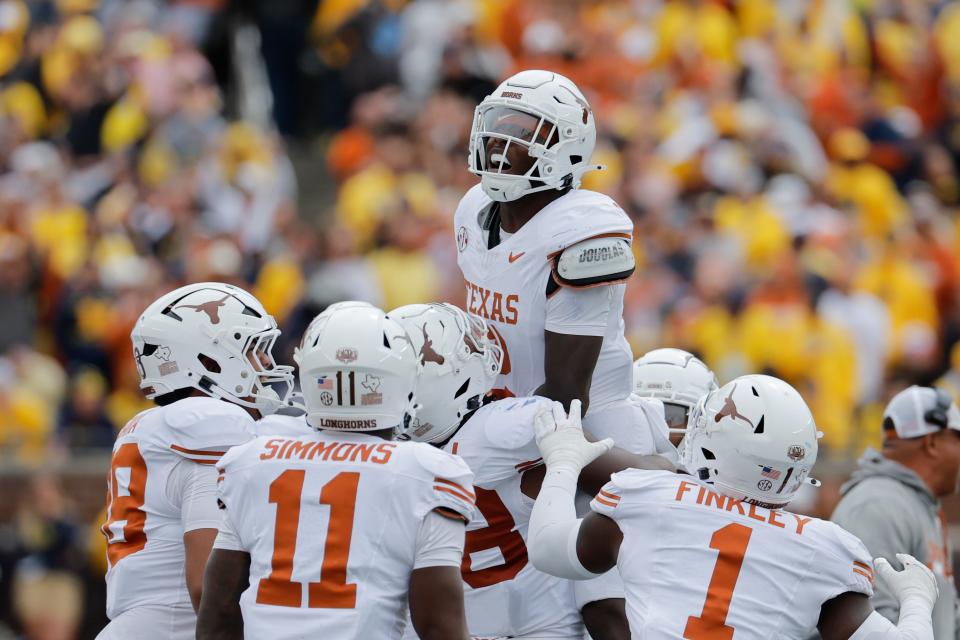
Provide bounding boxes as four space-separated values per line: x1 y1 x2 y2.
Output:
508 251 525 263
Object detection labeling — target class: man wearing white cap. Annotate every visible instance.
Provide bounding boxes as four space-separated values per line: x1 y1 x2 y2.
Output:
832 385 960 638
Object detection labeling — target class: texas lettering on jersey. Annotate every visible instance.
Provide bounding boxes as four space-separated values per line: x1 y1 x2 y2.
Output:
465 278 519 325
454 184 635 406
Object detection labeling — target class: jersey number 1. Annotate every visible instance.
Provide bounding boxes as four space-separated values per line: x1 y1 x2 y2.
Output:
684 523 753 640
257 470 359 608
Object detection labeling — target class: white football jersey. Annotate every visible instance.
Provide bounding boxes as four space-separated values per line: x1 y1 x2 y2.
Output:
256 412 314 437
591 470 875 639
445 396 584 638
101 397 257 621
454 185 634 410
216 430 475 639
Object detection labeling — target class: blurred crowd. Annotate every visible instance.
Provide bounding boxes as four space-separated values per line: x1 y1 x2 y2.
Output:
2 0 960 464
2 0 960 636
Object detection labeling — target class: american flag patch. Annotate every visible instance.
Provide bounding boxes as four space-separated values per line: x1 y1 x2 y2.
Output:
760 466 781 480
317 376 334 390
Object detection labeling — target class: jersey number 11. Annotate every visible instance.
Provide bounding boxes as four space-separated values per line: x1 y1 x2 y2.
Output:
257 470 359 608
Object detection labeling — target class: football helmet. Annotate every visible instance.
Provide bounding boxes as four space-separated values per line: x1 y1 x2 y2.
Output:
131 282 294 415
682 374 821 508
468 69 599 202
633 348 718 439
295 304 419 433
389 303 502 443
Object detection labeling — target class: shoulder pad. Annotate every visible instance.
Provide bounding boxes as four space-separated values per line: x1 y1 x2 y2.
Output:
814 519 876 596
412 442 474 482
257 414 313 437
161 397 256 464
608 468 673 491
479 397 547 451
412 442 476 522
554 236 635 288
216 437 259 472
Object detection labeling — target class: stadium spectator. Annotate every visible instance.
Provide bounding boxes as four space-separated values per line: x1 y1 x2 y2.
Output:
831 386 960 638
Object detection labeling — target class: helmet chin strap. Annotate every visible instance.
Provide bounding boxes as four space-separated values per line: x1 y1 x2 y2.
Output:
481 174 533 202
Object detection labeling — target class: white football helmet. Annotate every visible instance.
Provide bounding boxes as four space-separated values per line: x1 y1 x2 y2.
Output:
682 374 821 508
131 282 294 414
633 348 719 438
295 304 419 434
468 69 599 202
389 303 502 443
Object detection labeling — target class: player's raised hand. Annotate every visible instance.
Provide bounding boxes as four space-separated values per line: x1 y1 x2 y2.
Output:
534 399 613 473
875 554 939 610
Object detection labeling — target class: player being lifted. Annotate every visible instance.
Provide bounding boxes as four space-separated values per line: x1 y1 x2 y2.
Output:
98 282 295 639
197 305 475 640
390 303 673 639
457 68 668 455
457 67 670 638
528 376 940 639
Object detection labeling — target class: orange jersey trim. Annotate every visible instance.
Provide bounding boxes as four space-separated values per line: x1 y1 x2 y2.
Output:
170 444 227 457
598 489 620 502
594 495 619 508
433 506 468 522
434 477 476 501
434 485 476 505
515 458 543 473
853 560 873 574
853 567 875 583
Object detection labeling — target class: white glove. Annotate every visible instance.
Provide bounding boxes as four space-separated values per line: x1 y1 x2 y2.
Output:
534 399 614 474
875 554 939 610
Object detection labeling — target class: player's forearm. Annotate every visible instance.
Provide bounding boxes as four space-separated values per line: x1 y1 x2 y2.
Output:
849 608 934 639
528 462 598 580
534 380 591 415
195 601 243 640
581 598 631 640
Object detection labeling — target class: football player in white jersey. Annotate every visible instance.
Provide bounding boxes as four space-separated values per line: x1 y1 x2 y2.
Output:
98 282 295 640
632 348 719 447
527 376 940 639
390 303 673 640
457 69 670 636
197 305 475 640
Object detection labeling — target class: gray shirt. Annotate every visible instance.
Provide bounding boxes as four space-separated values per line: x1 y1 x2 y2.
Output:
831 449 958 638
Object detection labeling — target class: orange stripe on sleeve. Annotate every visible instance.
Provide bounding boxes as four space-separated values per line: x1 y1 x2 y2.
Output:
598 489 620 502
170 444 227 457
515 458 543 473
432 506 468 522
853 560 874 575
594 496 619 508
434 477 476 501
434 485 476 505
853 567 875 583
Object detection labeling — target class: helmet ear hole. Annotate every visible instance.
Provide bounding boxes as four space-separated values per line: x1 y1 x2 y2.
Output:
198 354 221 374
454 378 471 398
383 333 391 349
701 447 716 460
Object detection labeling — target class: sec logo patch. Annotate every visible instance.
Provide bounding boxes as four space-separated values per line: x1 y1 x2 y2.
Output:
457 226 468 252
